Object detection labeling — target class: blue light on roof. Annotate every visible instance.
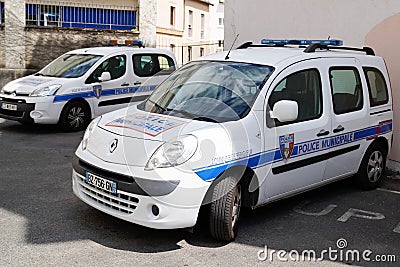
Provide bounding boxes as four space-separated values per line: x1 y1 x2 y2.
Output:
260 39 343 46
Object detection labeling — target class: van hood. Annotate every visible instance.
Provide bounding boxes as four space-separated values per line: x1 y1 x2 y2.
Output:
98 105 215 142
2 75 60 95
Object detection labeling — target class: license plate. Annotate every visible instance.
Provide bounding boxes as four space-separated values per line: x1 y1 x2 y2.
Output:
1 103 17 111
85 172 117 195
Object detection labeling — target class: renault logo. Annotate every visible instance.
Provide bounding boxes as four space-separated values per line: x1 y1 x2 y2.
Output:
109 139 118 153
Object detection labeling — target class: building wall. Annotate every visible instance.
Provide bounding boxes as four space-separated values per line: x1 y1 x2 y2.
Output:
156 0 212 66
209 0 224 53
0 27 4 68
224 0 400 167
24 27 139 69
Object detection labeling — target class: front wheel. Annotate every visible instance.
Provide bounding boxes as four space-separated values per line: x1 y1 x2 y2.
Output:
354 143 387 190
59 101 91 132
209 177 242 241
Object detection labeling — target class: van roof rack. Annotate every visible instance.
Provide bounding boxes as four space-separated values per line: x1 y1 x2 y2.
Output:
236 39 375 56
303 43 375 55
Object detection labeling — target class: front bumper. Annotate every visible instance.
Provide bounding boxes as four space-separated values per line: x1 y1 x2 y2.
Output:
72 153 211 229
0 94 63 124
0 97 35 123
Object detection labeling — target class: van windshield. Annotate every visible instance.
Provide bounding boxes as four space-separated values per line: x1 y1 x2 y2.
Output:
138 61 274 122
37 54 102 78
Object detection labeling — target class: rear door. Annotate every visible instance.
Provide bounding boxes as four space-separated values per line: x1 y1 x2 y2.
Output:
323 58 370 180
262 59 331 200
131 53 176 103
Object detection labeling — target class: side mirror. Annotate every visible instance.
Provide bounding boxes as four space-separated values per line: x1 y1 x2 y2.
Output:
270 100 298 122
99 72 111 82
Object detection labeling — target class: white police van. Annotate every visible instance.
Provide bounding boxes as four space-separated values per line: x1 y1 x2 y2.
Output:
0 41 177 131
72 40 393 241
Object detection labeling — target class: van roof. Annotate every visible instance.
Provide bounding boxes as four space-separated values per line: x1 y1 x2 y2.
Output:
197 46 380 67
66 46 175 58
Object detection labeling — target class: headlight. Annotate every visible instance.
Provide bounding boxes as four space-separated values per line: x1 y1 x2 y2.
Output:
145 135 198 170
82 116 102 150
30 84 62 97
0 82 11 95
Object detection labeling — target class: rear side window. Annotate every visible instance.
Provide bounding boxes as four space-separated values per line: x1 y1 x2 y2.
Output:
330 67 363 114
133 54 176 77
363 67 389 107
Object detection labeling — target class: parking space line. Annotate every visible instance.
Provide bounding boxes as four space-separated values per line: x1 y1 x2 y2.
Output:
377 188 400 195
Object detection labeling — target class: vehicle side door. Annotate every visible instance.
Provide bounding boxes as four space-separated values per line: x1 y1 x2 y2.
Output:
131 53 176 103
323 58 370 181
262 60 331 201
85 54 130 116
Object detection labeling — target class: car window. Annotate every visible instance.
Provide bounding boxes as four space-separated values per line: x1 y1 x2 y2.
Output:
133 54 176 77
330 67 363 114
268 69 322 126
363 67 389 107
85 55 126 84
39 54 102 78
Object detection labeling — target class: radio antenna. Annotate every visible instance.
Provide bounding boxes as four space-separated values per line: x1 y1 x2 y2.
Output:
225 34 239 60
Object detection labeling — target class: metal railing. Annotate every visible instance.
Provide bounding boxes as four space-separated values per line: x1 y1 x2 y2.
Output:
26 0 138 31
0 2 4 25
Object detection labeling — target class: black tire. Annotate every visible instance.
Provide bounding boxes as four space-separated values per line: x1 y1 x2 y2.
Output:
59 101 91 132
354 143 387 190
209 177 241 241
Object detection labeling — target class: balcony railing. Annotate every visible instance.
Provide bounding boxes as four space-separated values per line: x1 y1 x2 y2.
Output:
26 0 138 31
0 2 4 25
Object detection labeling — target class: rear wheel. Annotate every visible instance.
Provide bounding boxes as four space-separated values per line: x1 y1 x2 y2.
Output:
354 143 387 190
209 177 242 241
59 101 91 132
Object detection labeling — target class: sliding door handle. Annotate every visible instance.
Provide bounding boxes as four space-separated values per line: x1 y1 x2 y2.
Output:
317 129 330 137
333 125 345 133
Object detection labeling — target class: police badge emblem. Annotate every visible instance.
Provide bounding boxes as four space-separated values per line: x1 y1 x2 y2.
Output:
279 133 294 160
93 85 102 99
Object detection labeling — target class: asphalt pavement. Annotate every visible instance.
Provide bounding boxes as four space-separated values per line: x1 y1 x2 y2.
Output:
0 119 399 267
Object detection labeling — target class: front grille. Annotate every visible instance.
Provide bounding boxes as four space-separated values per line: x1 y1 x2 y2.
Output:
3 92 29 96
0 109 24 118
0 97 27 103
77 174 139 215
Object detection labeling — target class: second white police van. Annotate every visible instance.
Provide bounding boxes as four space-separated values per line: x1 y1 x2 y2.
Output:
72 40 393 241
0 41 177 131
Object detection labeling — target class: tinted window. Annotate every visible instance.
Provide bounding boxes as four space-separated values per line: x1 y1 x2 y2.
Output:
86 55 126 84
268 69 322 126
363 67 389 107
133 54 176 77
330 67 363 114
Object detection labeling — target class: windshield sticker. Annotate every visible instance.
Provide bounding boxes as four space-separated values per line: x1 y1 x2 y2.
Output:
105 113 185 137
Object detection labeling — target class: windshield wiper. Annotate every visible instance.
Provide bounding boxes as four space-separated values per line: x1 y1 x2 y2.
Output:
166 108 217 122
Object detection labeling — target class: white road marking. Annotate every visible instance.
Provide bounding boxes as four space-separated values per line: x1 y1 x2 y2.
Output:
337 208 385 222
377 188 400 195
393 222 400 234
293 200 337 216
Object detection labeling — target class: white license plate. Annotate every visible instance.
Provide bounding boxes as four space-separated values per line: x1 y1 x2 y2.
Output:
85 172 117 195
1 103 17 111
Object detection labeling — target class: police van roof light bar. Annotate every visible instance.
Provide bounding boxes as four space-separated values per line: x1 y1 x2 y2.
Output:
260 39 343 46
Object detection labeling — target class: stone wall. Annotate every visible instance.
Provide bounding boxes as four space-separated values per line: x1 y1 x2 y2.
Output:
25 27 140 69
0 27 4 68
